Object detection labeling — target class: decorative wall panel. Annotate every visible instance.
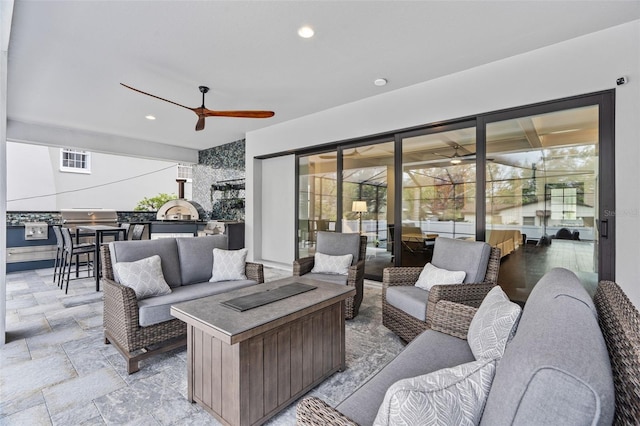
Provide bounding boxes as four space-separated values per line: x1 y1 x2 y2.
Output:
193 139 246 221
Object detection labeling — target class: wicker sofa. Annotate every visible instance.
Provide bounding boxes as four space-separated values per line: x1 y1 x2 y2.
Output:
297 268 640 425
101 235 264 373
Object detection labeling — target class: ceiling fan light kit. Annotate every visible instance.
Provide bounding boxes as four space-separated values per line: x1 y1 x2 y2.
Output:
121 83 275 131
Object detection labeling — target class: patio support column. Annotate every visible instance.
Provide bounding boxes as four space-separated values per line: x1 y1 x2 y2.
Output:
1 0 15 345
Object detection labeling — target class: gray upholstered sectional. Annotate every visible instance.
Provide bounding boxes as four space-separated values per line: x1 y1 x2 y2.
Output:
109 236 259 326
298 267 615 425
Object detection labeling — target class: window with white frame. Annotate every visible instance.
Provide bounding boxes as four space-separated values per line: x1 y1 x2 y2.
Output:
177 164 193 181
60 148 91 173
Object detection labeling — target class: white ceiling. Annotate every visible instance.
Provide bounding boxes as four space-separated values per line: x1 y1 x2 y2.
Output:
7 1 640 156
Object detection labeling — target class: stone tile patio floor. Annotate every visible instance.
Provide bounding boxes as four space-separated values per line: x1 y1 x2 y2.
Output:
1 267 404 425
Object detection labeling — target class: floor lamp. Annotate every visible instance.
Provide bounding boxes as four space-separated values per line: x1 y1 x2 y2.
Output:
352 201 367 234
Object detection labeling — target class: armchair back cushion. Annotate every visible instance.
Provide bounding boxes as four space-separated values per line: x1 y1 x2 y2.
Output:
109 239 182 288
316 231 361 266
431 238 491 283
176 235 228 285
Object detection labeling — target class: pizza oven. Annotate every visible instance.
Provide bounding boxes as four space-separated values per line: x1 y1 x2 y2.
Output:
155 178 206 221
156 199 205 221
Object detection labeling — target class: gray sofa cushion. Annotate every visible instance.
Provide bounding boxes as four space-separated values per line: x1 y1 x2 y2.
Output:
431 237 491 283
176 235 228 285
337 329 475 426
480 268 615 426
109 239 182 288
304 272 348 286
385 286 429 321
138 279 257 326
316 231 360 266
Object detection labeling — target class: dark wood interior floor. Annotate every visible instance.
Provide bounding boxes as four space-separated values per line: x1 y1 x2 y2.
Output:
363 239 597 304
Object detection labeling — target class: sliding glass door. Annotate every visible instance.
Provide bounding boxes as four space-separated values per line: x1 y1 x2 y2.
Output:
341 141 395 279
485 104 603 302
298 153 337 258
295 91 614 298
400 124 476 266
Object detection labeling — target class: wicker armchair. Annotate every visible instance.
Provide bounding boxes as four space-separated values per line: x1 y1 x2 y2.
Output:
293 232 367 319
101 243 265 374
382 238 501 342
594 280 640 424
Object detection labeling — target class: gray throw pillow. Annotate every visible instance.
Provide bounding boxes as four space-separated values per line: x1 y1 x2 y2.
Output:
467 285 522 361
311 252 353 275
210 248 248 282
415 262 466 291
374 358 496 426
113 255 172 300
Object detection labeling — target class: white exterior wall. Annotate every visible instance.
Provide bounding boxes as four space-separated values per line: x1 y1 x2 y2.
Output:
7 142 186 211
246 21 640 308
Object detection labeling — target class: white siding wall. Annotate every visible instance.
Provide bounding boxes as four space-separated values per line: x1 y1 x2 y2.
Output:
7 142 184 211
246 20 640 308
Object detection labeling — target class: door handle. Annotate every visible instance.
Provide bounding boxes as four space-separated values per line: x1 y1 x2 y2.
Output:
600 219 608 238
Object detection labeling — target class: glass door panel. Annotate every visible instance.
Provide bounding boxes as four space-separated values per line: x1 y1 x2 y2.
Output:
298 153 337 258
486 105 599 302
342 141 395 280
401 126 476 267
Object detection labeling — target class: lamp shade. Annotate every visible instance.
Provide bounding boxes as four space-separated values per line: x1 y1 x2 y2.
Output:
352 201 367 213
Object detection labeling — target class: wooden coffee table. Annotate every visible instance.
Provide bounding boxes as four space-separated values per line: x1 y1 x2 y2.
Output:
170 276 356 426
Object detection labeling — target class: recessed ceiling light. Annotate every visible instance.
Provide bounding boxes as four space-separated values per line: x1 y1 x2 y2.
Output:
298 26 314 38
374 78 388 87
145 115 156 120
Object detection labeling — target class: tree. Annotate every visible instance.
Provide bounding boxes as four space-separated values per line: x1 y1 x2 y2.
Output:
134 193 177 211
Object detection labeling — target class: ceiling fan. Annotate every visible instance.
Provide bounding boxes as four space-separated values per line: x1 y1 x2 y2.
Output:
434 144 474 164
121 83 275 131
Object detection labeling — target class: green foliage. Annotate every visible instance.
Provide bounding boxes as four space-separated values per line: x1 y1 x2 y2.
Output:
134 193 177 211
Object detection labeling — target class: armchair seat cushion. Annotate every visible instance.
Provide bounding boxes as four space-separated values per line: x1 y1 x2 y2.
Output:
336 329 475 426
138 279 257 326
386 286 429 321
304 272 348 286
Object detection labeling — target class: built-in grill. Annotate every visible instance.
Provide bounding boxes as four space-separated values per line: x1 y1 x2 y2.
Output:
60 209 118 230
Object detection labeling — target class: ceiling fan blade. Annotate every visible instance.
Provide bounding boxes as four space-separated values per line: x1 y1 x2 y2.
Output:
195 116 205 131
202 109 275 118
120 83 194 111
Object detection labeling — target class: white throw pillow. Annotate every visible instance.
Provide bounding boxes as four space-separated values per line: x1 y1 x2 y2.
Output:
310 252 353 275
373 358 496 426
415 262 466 291
210 248 248 282
467 285 522 361
113 255 172 300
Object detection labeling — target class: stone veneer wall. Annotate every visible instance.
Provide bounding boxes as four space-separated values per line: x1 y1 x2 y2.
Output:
193 139 246 221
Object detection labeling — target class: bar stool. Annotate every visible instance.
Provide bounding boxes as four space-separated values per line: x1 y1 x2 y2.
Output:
52 226 65 285
60 227 96 294
119 223 131 240
131 224 145 240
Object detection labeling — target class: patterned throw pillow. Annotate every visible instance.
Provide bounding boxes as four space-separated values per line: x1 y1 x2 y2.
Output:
310 252 353 275
467 285 522 361
373 358 497 426
113 255 172 300
210 248 248 282
415 262 466 291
